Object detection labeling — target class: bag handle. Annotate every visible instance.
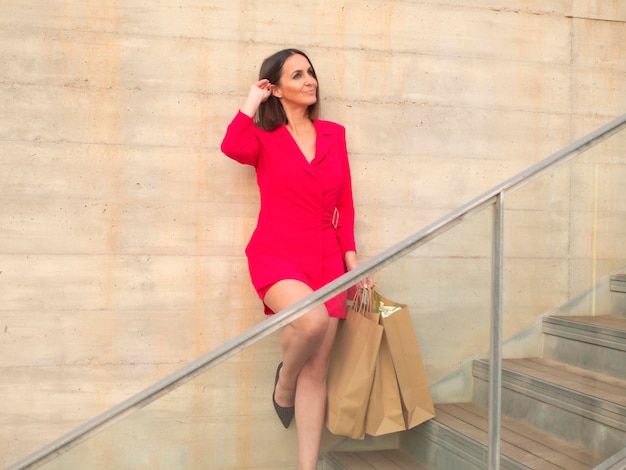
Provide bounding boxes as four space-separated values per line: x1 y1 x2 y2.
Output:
351 287 376 316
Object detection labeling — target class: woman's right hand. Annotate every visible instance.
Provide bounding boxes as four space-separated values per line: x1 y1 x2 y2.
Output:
241 79 273 117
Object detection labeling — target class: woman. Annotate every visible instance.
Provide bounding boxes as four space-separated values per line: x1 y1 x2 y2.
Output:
221 48 371 469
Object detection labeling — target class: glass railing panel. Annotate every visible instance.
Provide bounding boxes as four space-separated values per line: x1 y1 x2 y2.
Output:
490 125 626 460
22 207 497 468
502 124 626 330
33 330 301 470
15 119 625 469
374 204 494 402
568 127 626 309
501 162 573 338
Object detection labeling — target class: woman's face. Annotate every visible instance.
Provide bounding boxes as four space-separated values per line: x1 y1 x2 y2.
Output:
272 54 318 109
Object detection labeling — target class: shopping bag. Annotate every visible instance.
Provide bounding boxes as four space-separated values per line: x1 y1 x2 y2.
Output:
364 323 405 436
326 289 383 439
377 293 435 429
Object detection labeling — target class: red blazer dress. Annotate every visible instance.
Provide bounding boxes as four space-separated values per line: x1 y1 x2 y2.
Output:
221 111 357 318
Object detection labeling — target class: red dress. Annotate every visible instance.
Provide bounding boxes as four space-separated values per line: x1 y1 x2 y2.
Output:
221 111 357 318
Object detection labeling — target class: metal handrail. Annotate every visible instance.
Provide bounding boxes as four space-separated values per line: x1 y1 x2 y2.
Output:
9 112 626 470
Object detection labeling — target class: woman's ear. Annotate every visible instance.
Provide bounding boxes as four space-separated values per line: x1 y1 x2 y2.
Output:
271 85 282 99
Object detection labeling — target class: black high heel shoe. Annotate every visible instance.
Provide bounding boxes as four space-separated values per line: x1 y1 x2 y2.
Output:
272 362 295 428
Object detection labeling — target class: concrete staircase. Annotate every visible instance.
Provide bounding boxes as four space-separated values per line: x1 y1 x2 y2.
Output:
321 274 626 469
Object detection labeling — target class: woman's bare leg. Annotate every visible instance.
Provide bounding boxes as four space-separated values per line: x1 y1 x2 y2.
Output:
264 279 340 470
264 280 330 408
293 315 338 469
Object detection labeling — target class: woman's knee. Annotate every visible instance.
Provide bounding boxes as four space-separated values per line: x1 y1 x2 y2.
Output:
291 306 330 341
293 308 329 343
301 317 338 380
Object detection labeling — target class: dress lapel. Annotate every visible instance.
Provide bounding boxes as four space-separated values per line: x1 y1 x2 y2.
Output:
274 121 334 176
313 120 332 167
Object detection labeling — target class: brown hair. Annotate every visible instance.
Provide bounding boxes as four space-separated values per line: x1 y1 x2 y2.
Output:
255 49 320 131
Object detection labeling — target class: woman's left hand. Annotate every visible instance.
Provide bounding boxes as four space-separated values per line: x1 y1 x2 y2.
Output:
356 276 374 290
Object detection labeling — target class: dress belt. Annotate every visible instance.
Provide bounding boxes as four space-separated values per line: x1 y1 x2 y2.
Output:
321 208 340 229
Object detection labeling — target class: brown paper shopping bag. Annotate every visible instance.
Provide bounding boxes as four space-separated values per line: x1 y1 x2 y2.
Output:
326 289 383 439
377 293 435 429
364 326 405 437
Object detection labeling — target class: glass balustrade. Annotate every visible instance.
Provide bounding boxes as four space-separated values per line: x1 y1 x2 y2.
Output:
11 117 626 469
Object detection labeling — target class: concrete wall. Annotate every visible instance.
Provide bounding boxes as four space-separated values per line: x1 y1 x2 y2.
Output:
1 0 625 467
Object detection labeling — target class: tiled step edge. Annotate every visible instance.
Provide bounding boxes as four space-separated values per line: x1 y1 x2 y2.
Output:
543 316 626 352
611 274 626 293
407 403 602 469
407 415 526 470
473 358 626 432
319 449 429 470
593 446 626 470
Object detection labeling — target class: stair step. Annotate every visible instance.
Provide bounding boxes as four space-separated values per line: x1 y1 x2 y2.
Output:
545 315 626 343
473 357 626 457
611 274 626 293
409 403 601 469
595 447 626 470
321 449 429 470
504 357 626 405
543 315 626 379
475 357 626 426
